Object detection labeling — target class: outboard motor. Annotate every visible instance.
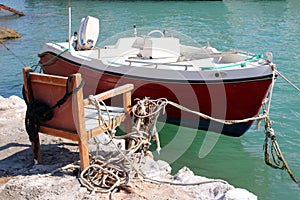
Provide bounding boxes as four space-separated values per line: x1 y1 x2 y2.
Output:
76 16 99 50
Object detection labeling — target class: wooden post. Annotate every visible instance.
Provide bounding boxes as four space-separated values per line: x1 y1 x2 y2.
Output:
0 4 25 16
22 67 31 103
22 67 42 164
72 74 89 170
123 89 133 150
31 134 42 164
123 91 132 135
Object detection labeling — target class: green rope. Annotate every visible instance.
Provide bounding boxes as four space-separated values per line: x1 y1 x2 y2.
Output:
31 48 70 71
201 62 247 70
201 54 262 71
245 54 262 61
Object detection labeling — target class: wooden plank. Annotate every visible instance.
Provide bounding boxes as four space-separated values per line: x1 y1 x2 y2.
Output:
83 84 134 106
0 4 25 16
71 74 89 170
31 134 42 163
22 67 32 103
39 126 79 141
86 115 126 138
123 91 132 134
30 72 68 87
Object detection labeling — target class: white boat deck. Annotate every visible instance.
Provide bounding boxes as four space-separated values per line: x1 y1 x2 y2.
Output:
47 34 266 73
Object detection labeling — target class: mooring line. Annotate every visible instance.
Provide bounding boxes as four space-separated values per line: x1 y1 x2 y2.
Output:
276 69 300 93
0 41 27 67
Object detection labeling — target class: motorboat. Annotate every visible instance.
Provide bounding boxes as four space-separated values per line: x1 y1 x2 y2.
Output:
38 16 274 137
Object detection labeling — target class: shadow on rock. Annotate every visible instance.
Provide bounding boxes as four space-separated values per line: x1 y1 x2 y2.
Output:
0 142 80 178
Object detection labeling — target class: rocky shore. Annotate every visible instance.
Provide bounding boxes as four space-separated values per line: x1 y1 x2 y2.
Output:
0 4 23 41
0 26 21 41
0 96 257 200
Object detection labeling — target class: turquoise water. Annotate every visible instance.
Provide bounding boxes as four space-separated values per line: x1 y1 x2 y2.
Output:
1 0 300 199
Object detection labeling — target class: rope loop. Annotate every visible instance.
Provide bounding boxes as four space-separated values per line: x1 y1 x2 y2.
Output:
28 99 54 123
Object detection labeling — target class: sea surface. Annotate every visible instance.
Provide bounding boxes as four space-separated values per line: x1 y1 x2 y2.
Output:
1 0 300 199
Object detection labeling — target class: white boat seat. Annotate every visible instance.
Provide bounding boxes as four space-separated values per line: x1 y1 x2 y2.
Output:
140 37 180 59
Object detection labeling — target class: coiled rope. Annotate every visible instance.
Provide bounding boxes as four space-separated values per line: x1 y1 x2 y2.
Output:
79 95 229 197
262 64 300 187
78 63 300 193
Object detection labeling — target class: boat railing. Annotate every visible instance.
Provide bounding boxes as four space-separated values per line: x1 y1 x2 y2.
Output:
125 59 193 70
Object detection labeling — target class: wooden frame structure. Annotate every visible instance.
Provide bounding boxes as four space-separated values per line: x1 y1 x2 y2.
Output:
22 67 133 170
0 4 25 16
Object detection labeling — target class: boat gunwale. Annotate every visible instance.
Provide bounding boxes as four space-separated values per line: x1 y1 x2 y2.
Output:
39 50 274 84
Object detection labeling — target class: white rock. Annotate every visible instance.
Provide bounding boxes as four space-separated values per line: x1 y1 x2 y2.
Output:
174 166 195 182
0 95 26 111
140 156 172 179
156 159 172 175
224 188 257 200
174 166 210 184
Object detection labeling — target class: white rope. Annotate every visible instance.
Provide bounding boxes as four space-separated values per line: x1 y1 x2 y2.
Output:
132 65 300 126
266 64 277 115
87 97 229 187
79 164 122 193
88 95 111 130
81 64 300 189
107 126 229 187
167 100 268 125
129 63 298 127
132 98 268 126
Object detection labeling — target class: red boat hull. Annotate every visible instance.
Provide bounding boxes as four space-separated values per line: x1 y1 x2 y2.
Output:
39 52 272 137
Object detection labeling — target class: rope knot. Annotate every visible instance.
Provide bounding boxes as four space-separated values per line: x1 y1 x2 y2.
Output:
28 100 53 123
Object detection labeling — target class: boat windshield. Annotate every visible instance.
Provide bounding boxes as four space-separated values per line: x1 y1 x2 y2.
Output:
98 27 203 49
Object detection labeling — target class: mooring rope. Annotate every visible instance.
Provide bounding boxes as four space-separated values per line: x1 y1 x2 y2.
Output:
0 41 27 67
266 64 277 114
262 64 300 187
40 47 70 67
79 95 230 196
128 64 300 187
132 97 268 125
275 69 300 93
263 116 300 187
79 62 300 193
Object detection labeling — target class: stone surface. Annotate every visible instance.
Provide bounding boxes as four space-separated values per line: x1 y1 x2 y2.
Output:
0 26 21 41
